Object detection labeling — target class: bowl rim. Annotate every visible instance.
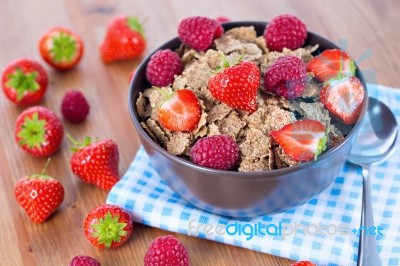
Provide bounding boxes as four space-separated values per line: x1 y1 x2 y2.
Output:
128 20 369 179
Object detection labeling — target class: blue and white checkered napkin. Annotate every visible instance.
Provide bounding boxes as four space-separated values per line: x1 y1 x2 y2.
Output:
107 84 400 266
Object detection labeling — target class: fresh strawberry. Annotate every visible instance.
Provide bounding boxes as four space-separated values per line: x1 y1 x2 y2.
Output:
144 235 190 266
2 58 48 105
100 16 146 63
84 204 133 249
291 261 317 266
69 255 101 266
158 89 201 132
307 49 356 82
208 60 260 112
15 160 64 223
69 136 119 190
15 106 64 157
38 26 84 70
270 120 327 162
320 76 365 125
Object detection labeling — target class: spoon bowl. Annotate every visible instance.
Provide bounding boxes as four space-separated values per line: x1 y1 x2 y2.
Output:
347 97 398 266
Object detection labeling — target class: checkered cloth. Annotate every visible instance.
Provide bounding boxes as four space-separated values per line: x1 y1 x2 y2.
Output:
107 84 400 266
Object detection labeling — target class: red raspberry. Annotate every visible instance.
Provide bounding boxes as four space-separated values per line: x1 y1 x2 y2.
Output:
144 235 190 266
178 16 224 51
216 16 230 23
145 49 183 87
264 14 307 52
69 255 101 266
190 135 239 170
264 55 306 99
61 90 90 123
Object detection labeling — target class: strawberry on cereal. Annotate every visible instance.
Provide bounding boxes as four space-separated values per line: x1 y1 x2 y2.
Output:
136 15 365 172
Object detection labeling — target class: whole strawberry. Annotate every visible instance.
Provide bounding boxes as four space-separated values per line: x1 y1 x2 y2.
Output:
39 26 84 70
69 136 119 190
100 16 146 63
144 235 190 266
15 106 64 157
190 135 239 170
69 255 101 266
264 55 306 99
158 89 201 132
178 16 224 51
264 14 307 52
15 161 64 223
2 58 48 105
208 60 260 112
84 204 133 249
146 49 184 87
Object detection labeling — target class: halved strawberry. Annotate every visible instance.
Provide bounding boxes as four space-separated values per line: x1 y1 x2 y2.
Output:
307 49 356 82
158 89 201 132
270 120 327 162
320 76 365 125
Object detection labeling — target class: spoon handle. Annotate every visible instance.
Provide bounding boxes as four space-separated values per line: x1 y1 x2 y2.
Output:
358 166 381 266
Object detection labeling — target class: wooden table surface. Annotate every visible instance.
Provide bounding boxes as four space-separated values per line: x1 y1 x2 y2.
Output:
1 0 399 265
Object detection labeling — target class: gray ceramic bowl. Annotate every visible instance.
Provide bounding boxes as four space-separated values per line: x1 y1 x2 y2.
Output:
128 21 368 217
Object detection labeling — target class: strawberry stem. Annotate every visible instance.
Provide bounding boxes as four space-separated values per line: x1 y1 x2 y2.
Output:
17 112 46 149
50 31 77 62
214 52 243 74
67 133 92 152
5 67 40 102
91 212 128 249
41 158 51 175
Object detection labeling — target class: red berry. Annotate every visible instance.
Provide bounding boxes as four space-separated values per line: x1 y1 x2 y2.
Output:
178 16 224 51
264 14 307 52
146 49 183 87
2 58 48 105
84 204 133 249
264 55 306 99
270 120 327 162
100 16 146 63
38 26 84 70
15 106 64 157
320 76 365 125
158 89 201 132
69 255 101 266
216 16 230 23
307 49 356 82
144 235 190 266
208 61 260 112
291 261 317 266
61 90 90 123
70 137 119 191
15 172 64 223
190 135 239 170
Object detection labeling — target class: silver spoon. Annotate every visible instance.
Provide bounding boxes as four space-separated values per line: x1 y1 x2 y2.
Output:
348 97 398 266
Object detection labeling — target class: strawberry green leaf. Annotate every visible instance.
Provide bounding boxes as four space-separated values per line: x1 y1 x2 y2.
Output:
5 68 40 101
314 135 327 160
127 17 144 37
50 32 77 62
17 112 46 149
91 212 128 249
68 133 92 152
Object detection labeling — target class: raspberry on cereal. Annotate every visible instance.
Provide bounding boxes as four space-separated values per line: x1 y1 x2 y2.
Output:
190 135 239 170
178 16 224 51
264 55 307 99
264 14 307 52
146 49 183 87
